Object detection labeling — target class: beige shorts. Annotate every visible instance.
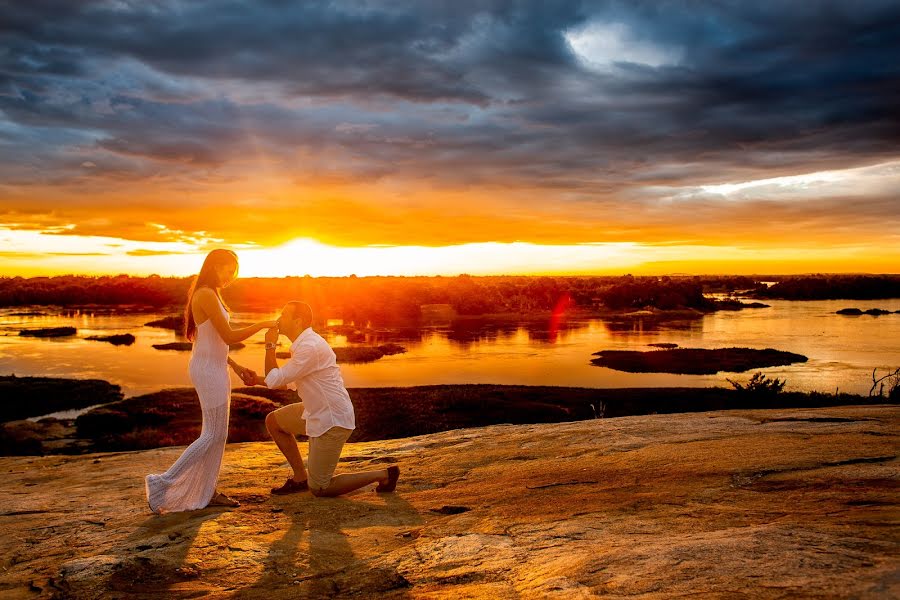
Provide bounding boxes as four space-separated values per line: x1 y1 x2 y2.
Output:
271 403 352 491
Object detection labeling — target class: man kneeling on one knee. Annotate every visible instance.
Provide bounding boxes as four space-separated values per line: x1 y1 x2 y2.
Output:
237 301 399 496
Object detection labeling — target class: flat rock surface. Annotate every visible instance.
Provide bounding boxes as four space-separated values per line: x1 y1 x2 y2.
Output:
0 405 897 599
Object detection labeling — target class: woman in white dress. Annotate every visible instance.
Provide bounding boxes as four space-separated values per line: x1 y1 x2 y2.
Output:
146 249 274 513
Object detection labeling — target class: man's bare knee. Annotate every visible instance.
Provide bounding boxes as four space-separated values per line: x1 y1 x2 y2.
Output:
265 411 281 433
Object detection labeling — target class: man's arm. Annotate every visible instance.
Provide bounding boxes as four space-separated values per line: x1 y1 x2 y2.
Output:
265 327 279 377
262 329 318 389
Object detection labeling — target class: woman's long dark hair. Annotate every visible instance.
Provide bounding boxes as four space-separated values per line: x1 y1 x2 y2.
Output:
184 249 238 341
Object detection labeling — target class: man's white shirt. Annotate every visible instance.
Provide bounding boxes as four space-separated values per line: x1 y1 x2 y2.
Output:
264 327 356 438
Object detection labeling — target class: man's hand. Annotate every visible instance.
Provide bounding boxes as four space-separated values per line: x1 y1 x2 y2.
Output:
265 326 280 345
229 360 260 386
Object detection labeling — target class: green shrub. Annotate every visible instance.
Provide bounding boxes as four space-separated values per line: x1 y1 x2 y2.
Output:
727 372 786 396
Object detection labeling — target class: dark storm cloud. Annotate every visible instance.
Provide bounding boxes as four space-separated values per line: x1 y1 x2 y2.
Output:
1 0 898 209
0 0 511 104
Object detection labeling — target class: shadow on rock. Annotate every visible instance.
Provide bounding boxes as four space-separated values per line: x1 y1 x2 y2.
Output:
238 493 422 599
56 509 223 598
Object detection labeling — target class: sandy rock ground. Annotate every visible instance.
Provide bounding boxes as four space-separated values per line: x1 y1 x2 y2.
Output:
1 405 898 599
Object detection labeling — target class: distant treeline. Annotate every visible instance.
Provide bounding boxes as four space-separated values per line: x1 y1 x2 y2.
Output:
0 274 186 307
753 275 900 300
1 273 897 320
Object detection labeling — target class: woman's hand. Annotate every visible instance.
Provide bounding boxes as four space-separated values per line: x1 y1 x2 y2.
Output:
240 368 259 386
229 360 248 378
257 320 277 331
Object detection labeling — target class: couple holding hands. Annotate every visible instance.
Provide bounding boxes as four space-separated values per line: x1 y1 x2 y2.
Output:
145 249 399 513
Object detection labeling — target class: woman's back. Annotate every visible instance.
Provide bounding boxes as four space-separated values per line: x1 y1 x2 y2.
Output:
191 291 229 365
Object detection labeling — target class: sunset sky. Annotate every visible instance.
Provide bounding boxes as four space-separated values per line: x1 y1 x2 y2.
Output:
1 1 898 277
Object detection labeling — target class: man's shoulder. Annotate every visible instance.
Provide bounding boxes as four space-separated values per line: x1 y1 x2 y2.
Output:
313 333 336 353
306 329 330 344
294 331 329 352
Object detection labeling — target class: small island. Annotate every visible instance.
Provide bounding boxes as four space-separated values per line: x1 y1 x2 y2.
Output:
276 344 407 363
836 307 898 316
85 333 136 346
143 316 184 330
591 347 808 374
152 342 246 351
18 327 76 338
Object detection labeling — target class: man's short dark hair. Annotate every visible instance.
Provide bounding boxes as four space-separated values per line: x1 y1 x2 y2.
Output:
285 301 313 327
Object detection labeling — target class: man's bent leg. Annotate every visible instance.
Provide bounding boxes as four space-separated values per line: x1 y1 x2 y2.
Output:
306 427 390 497
266 404 308 483
312 471 391 497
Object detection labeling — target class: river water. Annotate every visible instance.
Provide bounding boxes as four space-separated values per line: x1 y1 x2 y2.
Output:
1 299 898 400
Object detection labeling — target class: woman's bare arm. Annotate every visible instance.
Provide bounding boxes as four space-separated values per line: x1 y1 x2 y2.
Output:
192 288 274 344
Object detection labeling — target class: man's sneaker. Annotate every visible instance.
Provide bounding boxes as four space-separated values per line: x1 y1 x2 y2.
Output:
271 478 309 495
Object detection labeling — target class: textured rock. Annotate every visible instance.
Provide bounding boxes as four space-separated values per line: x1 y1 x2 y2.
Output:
0 405 897 599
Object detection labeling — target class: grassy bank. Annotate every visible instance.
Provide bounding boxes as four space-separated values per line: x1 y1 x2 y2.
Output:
0 375 123 422
1 382 894 455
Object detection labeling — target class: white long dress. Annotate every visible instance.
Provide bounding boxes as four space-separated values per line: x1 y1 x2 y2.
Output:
145 297 231 513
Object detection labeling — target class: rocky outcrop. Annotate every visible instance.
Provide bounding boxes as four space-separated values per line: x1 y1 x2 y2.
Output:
0 405 896 599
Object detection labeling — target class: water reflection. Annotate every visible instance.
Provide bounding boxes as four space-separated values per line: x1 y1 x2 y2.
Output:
444 317 590 345
1 298 899 397
603 316 704 334
328 317 589 347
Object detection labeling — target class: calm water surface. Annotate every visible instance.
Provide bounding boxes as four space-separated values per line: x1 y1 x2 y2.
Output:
1 299 898 398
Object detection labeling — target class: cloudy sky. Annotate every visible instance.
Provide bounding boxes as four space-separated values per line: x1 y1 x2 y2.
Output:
1 0 898 276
